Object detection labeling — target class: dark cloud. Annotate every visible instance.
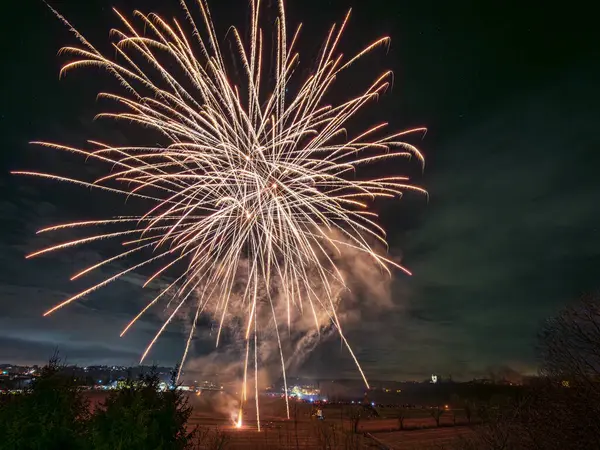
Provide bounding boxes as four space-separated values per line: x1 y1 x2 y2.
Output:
297 70 600 381
0 192 204 366
2 0 599 383
383 71 600 378
0 336 139 366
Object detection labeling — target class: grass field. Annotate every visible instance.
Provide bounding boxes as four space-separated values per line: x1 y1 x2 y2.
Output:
186 396 477 449
371 427 474 450
84 391 476 449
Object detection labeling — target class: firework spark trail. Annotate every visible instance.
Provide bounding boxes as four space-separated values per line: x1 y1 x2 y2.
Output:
17 0 426 427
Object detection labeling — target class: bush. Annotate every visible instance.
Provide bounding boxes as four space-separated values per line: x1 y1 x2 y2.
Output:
0 356 90 450
0 359 200 450
456 295 600 450
89 368 196 450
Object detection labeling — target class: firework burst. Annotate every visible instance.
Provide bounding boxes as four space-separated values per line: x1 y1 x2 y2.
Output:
15 0 426 429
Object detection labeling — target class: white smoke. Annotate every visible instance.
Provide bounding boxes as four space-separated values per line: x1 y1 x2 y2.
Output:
181 228 398 402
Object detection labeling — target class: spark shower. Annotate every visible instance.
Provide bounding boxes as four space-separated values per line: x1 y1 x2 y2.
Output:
16 0 426 429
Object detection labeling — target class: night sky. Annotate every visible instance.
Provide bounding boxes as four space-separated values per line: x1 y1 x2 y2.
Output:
1 0 599 381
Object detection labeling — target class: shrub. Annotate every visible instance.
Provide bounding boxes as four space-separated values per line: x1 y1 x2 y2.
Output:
0 355 90 450
89 368 196 450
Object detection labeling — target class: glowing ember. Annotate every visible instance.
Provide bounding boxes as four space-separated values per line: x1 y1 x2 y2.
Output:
232 408 243 429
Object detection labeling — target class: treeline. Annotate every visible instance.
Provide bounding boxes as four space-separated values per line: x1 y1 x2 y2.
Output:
363 382 525 407
343 294 600 449
454 294 600 450
0 356 224 450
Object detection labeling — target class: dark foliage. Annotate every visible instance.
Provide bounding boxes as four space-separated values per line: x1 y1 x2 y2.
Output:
428 405 445 427
0 359 199 450
0 355 90 450
456 294 600 450
395 407 406 429
89 367 197 450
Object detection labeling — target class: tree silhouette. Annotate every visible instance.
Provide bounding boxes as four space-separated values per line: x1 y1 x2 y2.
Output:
0 354 90 450
460 294 600 449
346 406 361 433
89 367 196 450
539 294 600 390
463 400 473 424
395 407 407 430
429 405 444 427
